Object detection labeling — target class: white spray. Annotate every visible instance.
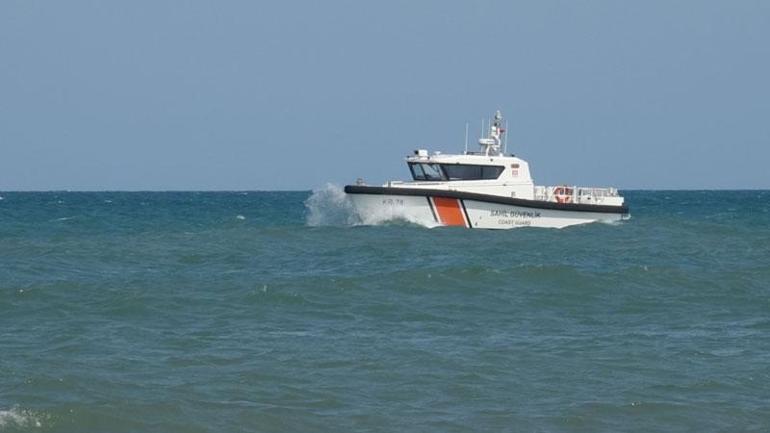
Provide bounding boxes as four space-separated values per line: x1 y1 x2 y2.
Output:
304 184 359 226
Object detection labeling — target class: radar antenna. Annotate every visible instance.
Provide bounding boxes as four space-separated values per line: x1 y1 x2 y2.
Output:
478 110 505 156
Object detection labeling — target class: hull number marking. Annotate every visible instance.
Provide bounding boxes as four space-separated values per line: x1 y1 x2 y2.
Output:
381 198 404 206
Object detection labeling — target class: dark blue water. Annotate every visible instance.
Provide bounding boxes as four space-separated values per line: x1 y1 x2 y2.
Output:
1 189 769 432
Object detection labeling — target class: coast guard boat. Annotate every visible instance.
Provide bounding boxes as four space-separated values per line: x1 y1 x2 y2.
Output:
344 110 629 229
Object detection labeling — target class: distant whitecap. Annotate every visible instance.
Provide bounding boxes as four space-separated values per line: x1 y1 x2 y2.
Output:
236 215 246 220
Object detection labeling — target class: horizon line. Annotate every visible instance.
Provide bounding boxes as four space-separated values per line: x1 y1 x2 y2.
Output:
2 188 769 193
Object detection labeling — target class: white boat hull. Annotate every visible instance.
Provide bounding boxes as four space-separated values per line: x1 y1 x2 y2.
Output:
345 186 628 229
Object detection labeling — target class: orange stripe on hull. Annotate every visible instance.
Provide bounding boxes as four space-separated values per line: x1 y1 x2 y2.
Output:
432 197 467 227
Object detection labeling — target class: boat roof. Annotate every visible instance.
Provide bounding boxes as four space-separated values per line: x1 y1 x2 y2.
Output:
406 152 525 166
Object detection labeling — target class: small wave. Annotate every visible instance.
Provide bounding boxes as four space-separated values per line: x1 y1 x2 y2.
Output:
51 216 74 222
236 215 246 220
305 184 359 226
0 407 44 429
599 215 631 226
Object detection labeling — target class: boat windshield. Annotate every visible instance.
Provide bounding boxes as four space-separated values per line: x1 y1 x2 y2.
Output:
409 163 444 181
421 164 444 180
410 163 425 180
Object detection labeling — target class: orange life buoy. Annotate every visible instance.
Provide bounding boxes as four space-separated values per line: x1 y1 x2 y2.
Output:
554 186 573 204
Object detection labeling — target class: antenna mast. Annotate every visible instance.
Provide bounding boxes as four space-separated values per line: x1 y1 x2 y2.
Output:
464 122 469 154
504 120 509 154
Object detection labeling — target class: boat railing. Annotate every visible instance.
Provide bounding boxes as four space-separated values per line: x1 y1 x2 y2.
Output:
536 185 620 204
387 180 446 187
384 181 621 205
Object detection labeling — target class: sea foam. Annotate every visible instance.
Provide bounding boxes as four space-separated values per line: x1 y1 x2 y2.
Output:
0 407 43 429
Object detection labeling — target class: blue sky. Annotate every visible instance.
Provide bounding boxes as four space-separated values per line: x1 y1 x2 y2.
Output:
1 1 768 190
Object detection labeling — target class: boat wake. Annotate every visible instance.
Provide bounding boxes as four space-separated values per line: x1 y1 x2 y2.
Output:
0 407 45 429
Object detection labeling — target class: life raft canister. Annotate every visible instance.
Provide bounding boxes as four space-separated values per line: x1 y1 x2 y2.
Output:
554 186 573 204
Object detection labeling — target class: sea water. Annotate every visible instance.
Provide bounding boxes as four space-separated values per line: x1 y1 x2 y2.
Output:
1 188 768 433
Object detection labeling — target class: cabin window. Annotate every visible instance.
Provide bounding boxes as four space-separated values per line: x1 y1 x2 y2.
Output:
441 164 504 180
442 164 481 180
409 163 426 180
482 166 504 179
409 163 445 181
421 164 445 181
409 163 504 181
